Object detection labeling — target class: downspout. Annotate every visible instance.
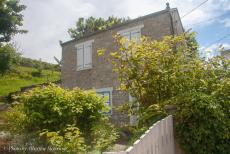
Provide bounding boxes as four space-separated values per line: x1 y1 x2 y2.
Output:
169 11 176 36
166 3 176 36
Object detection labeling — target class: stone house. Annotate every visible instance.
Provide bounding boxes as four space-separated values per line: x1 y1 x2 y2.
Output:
60 5 184 124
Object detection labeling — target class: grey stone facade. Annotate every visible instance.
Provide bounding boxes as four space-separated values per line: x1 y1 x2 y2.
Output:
221 49 230 59
61 8 184 124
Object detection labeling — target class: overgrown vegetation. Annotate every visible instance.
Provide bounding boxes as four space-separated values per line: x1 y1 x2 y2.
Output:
68 16 129 39
5 84 118 153
98 32 230 154
20 57 60 71
0 66 60 96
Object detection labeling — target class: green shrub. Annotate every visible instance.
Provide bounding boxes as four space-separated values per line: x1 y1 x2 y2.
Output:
5 103 29 133
5 84 118 152
40 125 86 153
174 92 230 154
91 118 119 151
138 104 167 127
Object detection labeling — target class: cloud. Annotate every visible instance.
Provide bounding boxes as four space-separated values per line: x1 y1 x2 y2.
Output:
13 0 92 63
206 43 230 51
220 18 230 27
182 0 230 28
13 0 230 63
200 43 230 58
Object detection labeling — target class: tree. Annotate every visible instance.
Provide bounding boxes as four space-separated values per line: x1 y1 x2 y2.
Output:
68 16 129 39
98 32 230 154
0 0 26 43
0 0 26 75
0 44 20 75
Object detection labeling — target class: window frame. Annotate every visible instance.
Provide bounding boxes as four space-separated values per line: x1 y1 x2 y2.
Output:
117 24 144 42
75 40 94 71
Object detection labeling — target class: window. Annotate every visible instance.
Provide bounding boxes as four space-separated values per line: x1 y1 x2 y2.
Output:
118 25 144 59
118 24 144 44
75 40 94 71
96 87 113 115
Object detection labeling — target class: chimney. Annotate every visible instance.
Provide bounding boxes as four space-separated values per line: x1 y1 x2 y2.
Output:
166 2 170 10
59 40 63 45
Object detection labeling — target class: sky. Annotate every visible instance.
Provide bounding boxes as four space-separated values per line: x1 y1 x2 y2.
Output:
13 0 230 63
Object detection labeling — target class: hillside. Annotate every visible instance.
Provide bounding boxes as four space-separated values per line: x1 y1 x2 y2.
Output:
0 66 60 96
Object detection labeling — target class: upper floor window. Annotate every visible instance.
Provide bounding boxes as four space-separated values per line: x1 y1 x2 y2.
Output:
75 40 94 71
118 24 144 44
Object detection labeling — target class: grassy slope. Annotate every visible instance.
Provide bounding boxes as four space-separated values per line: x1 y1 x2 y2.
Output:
0 66 60 96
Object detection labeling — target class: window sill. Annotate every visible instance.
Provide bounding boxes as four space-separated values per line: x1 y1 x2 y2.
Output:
77 66 92 71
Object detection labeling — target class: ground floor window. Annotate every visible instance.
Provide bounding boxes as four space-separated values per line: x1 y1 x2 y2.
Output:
96 87 113 115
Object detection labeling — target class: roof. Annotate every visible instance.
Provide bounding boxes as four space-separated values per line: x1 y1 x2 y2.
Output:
60 8 178 46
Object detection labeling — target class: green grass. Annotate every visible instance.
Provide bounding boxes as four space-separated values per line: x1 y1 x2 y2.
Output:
0 66 60 96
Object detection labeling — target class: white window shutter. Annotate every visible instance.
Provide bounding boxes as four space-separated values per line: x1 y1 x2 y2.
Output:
77 46 83 70
83 44 92 68
131 30 141 43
